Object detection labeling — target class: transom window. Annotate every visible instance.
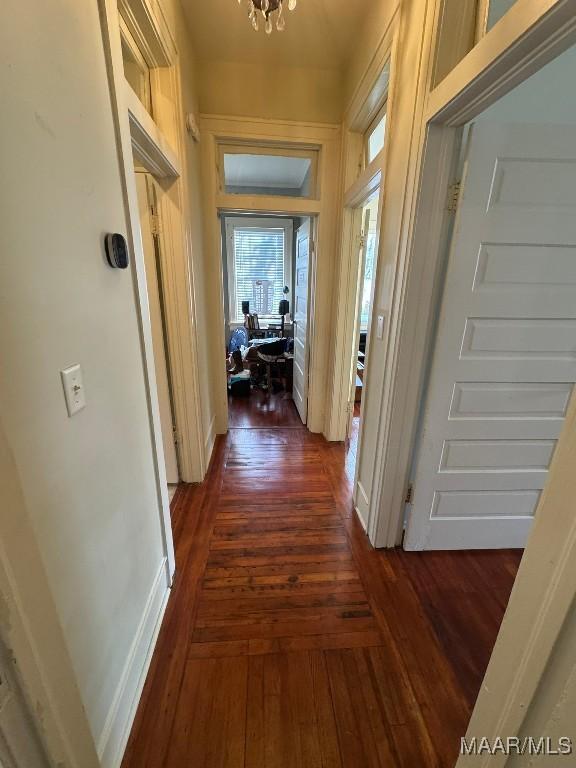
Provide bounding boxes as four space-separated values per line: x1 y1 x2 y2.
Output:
219 145 318 199
225 218 293 323
119 16 152 114
364 107 387 166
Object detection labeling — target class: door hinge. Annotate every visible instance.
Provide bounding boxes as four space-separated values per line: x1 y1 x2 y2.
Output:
150 213 161 236
446 181 461 213
172 425 178 445
405 483 414 504
358 234 366 249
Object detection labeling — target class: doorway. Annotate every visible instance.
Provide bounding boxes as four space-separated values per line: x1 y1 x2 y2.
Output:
346 189 381 483
222 211 314 431
134 170 180 498
404 43 576 551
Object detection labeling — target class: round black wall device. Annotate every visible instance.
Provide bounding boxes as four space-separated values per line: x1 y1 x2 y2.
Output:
105 233 130 269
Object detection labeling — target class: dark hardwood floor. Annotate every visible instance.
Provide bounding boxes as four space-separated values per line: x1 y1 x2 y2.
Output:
227 389 302 428
122 395 522 768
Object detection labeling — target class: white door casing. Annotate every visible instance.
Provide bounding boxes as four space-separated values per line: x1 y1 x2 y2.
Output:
347 208 372 438
293 221 311 424
0 642 49 768
405 122 576 550
135 173 179 484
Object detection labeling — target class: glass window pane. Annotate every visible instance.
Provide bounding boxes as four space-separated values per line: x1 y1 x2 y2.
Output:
486 0 519 32
119 19 152 114
233 228 286 320
223 153 313 197
366 113 387 164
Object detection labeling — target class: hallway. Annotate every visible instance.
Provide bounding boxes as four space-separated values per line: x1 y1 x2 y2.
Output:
122 407 521 768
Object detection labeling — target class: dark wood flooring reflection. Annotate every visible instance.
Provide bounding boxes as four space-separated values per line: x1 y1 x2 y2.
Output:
227 389 302 428
345 402 361 483
122 398 522 768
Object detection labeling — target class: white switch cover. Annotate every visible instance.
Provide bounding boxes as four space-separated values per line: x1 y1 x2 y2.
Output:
376 314 385 339
61 364 86 417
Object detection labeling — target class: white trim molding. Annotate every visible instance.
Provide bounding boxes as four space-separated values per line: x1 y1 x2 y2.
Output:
118 0 176 67
97 559 170 768
126 83 180 178
324 12 398 449
457 391 576 767
427 0 576 125
0 525 100 768
204 414 216 465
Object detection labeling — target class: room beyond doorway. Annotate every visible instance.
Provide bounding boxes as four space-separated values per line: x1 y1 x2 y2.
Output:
222 212 314 429
345 189 380 484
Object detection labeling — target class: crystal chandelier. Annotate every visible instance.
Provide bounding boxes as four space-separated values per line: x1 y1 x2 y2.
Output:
238 0 298 34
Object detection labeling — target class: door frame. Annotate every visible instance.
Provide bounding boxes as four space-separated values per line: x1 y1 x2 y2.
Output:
361 0 576 761
325 13 398 443
293 219 313 425
99 0 214 581
200 115 341 435
347 205 372 439
219 207 318 424
135 172 181 484
369 0 576 549
346 187 384 526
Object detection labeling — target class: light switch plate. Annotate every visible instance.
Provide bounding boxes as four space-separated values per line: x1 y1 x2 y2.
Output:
376 314 385 340
61 364 86 417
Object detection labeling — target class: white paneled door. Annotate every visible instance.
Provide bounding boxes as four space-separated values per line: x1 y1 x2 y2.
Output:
405 122 576 550
293 221 311 424
135 173 179 484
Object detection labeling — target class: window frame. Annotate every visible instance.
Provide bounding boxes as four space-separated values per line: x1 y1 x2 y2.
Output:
225 217 294 325
218 144 319 200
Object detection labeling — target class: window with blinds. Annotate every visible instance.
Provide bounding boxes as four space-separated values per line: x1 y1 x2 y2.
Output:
226 221 293 322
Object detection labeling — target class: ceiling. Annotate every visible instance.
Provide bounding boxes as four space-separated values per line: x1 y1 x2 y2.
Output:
182 0 370 70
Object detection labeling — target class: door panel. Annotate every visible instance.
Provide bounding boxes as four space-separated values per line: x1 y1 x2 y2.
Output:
135 174 179 484
405 123 576 550
293 221 311 424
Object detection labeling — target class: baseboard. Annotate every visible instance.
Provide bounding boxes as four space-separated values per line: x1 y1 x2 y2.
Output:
354 481 370 531
204 415 216 473
97 558 170 768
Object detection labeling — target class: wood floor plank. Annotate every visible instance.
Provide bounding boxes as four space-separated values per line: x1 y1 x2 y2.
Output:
191 614 377 643
246 652 342 768
197 591 367 616
164 657 248 768
204 558 356 578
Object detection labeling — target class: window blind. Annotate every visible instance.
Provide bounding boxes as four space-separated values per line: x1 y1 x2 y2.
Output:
233 227 285 320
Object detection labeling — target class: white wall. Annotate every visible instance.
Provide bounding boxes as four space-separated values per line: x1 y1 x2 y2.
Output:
0 0 168 761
